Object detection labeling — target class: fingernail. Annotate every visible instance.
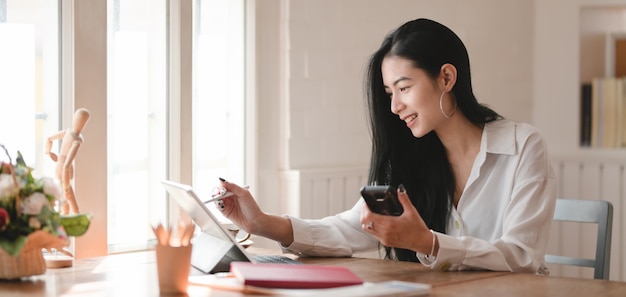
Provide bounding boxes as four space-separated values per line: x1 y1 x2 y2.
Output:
398 184 406 193
219 177 226 182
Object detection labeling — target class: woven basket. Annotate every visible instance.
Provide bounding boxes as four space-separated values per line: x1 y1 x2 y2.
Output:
0 231 67 279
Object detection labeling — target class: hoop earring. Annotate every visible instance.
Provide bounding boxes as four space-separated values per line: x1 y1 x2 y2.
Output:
439 91 457 118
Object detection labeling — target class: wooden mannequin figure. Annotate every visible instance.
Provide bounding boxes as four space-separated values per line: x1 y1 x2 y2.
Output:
45 108 90 215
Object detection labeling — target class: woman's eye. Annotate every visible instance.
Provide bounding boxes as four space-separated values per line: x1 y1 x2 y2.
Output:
399 87 409 93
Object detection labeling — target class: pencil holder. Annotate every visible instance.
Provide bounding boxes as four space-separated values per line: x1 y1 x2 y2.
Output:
155 243 192 294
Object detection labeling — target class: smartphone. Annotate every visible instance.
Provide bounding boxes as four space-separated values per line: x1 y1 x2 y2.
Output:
360 185 404 216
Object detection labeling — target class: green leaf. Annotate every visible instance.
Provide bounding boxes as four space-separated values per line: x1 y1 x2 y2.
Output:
0 235 27 256
16 151 26 167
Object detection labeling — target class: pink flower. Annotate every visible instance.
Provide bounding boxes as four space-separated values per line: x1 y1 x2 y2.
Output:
21 192 50 215
41 177 62 201
0 174 18 200
0 208 9 231
56 225 68 240
0 162 11 173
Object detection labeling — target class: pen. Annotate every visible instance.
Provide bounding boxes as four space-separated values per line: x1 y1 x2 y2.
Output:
203 185 249 204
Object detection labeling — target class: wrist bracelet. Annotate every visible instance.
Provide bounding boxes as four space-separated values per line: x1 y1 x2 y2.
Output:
428 229 436 257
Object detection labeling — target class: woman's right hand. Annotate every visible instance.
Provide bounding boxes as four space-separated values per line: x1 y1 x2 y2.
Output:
215 178 264 235
216 178 295 246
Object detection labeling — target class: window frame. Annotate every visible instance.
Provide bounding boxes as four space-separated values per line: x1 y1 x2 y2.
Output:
64 0 254 257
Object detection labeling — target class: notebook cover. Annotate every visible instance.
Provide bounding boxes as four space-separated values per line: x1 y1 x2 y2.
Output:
229 262 364 289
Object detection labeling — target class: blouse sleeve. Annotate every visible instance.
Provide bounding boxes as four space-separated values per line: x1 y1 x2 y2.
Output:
280 199 380 257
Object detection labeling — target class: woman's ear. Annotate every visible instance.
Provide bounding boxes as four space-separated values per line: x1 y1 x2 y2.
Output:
440 64 457 91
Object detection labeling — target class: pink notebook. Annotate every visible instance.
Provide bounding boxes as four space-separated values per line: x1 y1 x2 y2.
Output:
229 262 364 289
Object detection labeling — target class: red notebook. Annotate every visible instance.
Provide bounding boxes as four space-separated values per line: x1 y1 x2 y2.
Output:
229 262 364 289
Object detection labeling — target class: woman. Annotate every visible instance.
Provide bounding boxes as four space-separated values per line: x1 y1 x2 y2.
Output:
216 18 557 274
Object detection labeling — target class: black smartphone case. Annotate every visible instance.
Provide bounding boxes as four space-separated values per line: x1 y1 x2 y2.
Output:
360 185 404 216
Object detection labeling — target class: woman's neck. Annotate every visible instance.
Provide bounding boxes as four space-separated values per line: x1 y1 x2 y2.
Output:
436 113 484 158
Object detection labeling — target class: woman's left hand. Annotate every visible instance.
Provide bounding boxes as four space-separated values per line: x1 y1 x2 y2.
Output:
360 186 433 254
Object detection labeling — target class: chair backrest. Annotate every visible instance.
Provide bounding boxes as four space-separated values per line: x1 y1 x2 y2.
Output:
545 198 614 280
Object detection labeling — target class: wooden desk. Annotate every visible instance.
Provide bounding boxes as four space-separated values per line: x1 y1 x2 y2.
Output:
1 248 625 296
297 256 508 287
433 273 626 297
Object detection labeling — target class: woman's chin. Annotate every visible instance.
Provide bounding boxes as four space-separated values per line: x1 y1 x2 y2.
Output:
410 128 429 138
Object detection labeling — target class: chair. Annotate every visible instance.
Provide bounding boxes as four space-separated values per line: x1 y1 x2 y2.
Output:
545 198 614 280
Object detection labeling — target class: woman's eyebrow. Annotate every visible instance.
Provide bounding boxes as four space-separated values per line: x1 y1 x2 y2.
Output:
384 76 410 88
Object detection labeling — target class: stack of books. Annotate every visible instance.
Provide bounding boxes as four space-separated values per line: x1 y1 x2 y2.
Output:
580 77 626 148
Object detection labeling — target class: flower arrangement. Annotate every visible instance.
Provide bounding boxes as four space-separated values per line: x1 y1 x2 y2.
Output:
0 144 68 257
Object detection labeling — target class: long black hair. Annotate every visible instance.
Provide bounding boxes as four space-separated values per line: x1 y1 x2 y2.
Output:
364 18 502 262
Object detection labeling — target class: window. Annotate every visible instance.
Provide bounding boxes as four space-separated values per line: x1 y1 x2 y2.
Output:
0 0 60 178
191 0 245 217
107 0 167 252
107 0 246 252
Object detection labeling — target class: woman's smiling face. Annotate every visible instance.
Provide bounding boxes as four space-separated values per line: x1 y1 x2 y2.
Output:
382 55 444 138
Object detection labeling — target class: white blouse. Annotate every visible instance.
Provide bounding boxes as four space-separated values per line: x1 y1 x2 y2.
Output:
281 119 557 274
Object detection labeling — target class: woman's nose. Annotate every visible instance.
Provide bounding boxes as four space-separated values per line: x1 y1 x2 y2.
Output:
390 97 403 115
